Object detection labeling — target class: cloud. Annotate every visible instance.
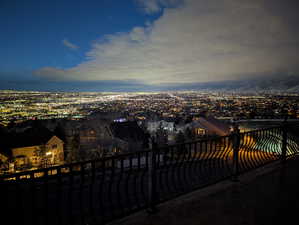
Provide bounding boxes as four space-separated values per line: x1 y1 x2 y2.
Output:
62 39 79 50
33 67 69 80
34 0 299 85
135 0 182 14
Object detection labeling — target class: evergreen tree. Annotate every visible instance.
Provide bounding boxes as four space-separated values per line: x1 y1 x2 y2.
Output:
175 130 186 156
185 127 195 141
175 130 185 144
155 122 168 146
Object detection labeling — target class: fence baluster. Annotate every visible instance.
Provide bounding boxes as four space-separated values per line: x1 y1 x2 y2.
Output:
89 161 96 224
43 169 49 225
281 121 288 163
232 125 240 181
68 165 74 225
147 140 157 213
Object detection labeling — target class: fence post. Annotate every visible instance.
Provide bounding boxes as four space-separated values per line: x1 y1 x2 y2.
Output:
147 138 158 213
232 124 240 181
281 120 288 164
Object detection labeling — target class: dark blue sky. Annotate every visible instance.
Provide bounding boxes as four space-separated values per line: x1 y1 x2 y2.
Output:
0 0 154 71
1 0 298 92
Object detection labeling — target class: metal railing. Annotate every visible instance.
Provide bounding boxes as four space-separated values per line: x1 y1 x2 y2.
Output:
1 123 299 225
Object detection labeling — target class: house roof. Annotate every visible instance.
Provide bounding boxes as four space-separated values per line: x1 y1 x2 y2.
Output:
110 121 147 142
197 116 231 136
186 121 207 130
9 126 55 148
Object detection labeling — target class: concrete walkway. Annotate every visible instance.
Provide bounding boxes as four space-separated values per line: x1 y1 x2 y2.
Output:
109 156 299 225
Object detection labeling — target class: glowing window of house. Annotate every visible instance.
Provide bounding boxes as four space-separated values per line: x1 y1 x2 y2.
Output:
52 144 58 149
196 128 205 135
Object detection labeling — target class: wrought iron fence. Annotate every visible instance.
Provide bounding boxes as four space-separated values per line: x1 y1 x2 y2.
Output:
1 123 299 225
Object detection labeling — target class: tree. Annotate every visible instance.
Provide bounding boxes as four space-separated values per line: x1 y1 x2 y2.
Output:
7 119 16 130
33 145 47 168
66 132 81 163
155 122 168 146
249 110 256 119
143 131 150 149
175 131 185 144
175 131 186 157
185 127 195 141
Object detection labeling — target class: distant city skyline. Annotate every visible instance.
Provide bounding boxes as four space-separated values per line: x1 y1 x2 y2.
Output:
1 0 299 92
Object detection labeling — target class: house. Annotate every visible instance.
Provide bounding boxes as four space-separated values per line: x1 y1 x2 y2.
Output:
2 126 64 170
172 116 231 140
0 152 9 172
0 152 8 163
110 121 149 152
183 120 208 136
147 120 175 134
195 116 231 136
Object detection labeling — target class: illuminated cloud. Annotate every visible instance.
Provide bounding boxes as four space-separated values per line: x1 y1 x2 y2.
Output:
34 0 299 85
62 39 79 50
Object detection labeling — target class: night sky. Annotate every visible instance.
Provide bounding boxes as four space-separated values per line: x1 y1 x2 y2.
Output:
1 0 299 91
